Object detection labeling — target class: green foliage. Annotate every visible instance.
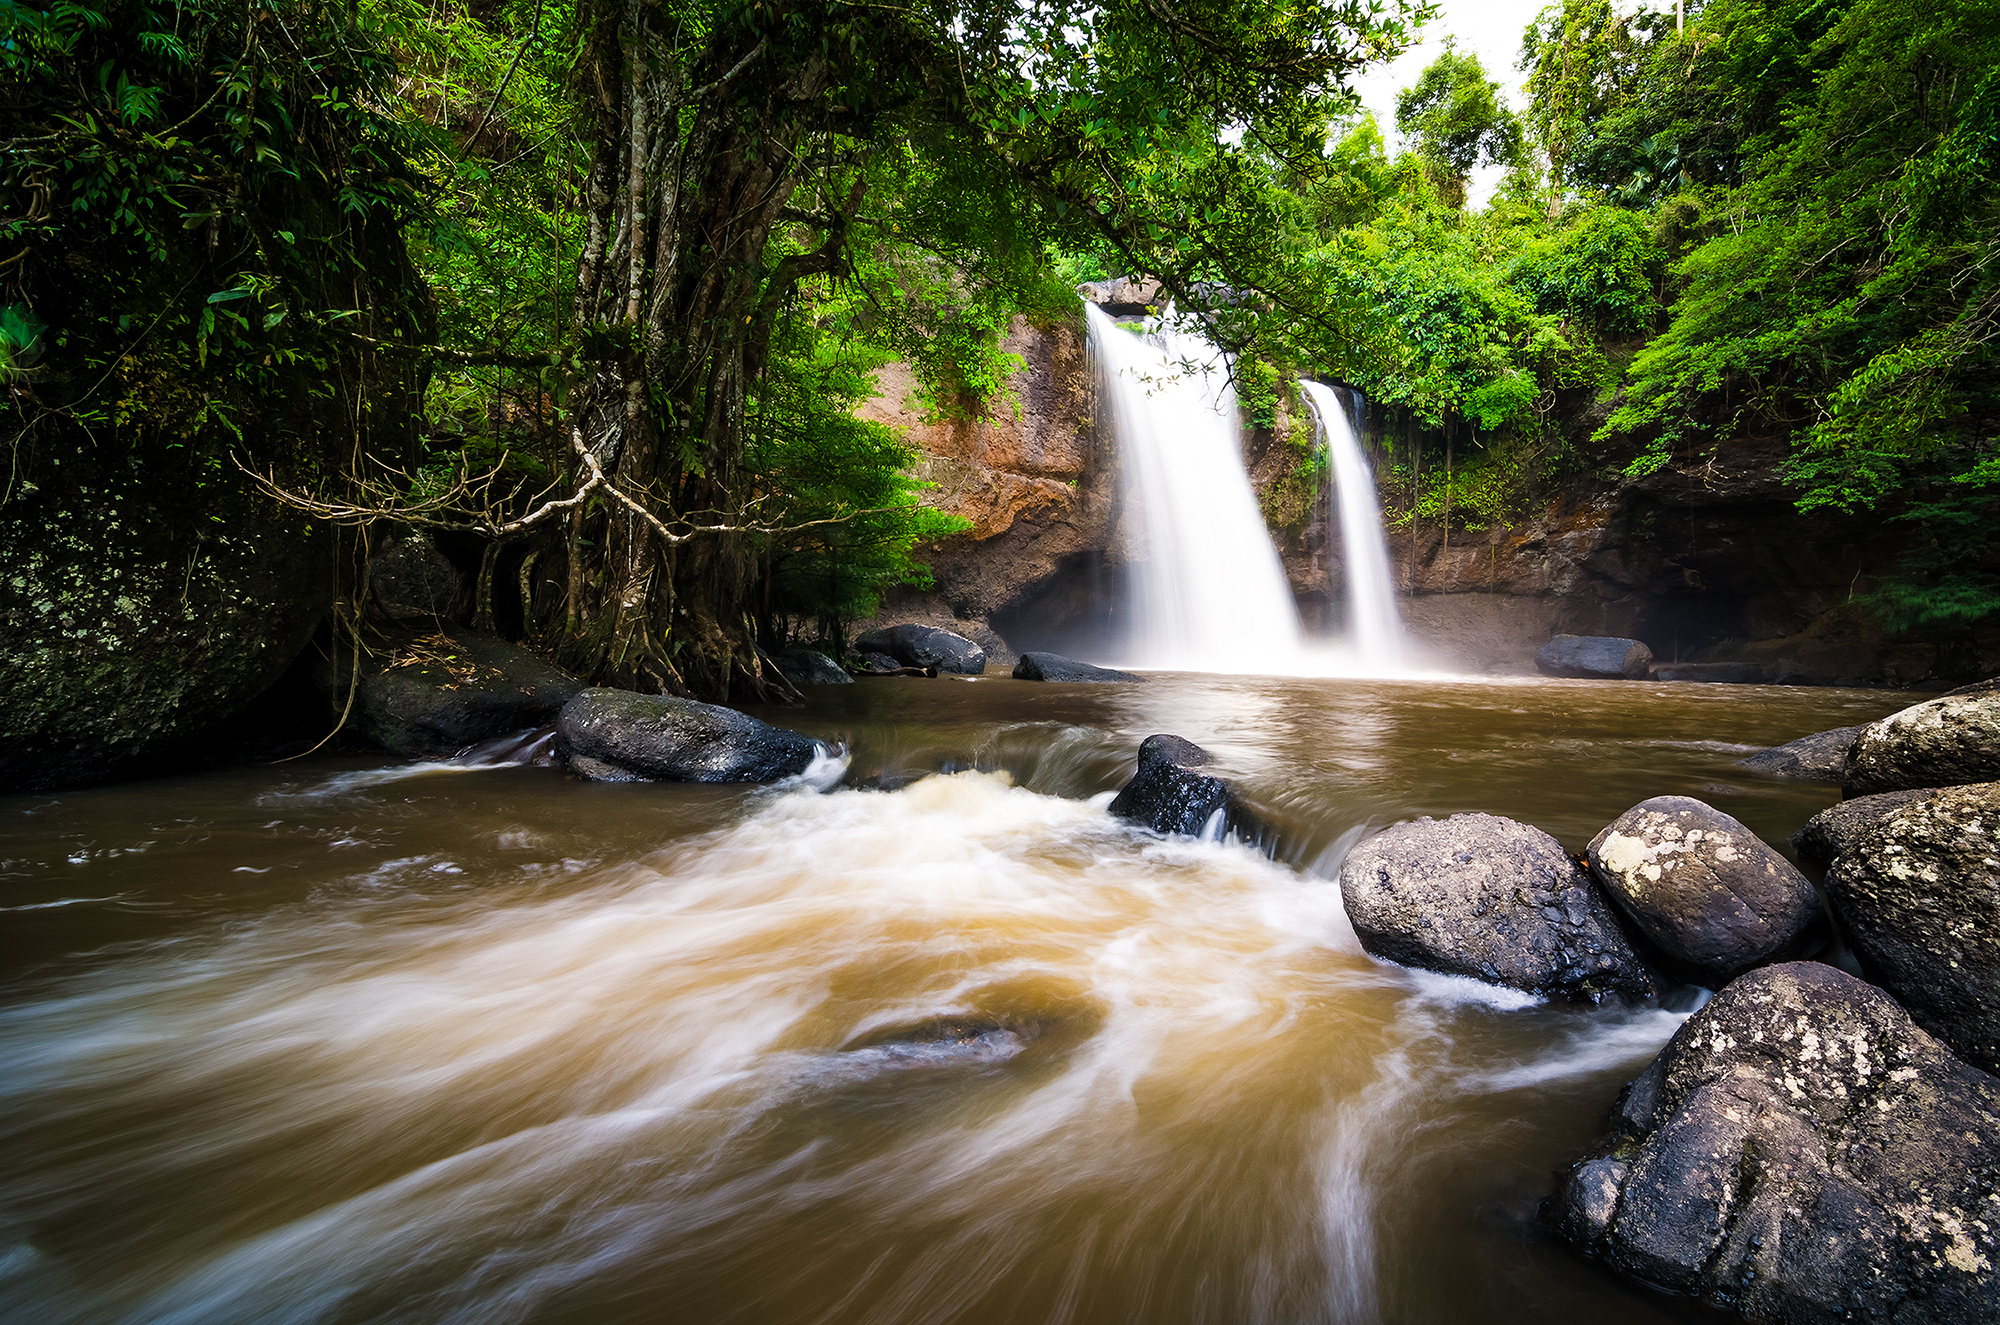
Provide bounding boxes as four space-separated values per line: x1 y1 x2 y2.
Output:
1395 44 1523 199
1509 207 1663 337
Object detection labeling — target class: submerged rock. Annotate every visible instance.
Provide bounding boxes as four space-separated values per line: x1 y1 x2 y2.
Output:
769 646 852 687
1339 813 1655 1001
1653 661 1775 684
853 624 986 675
556 688 824 783
1587 796 1820 984
321 626 582 758
1550 962 2000 1323
1107 735 1262 841
1734 723 1865 781
1011 652 1145 683
1823 782 2000 1073
1790 787 1934 866
1844 690 2000 797
1535 635 1654 680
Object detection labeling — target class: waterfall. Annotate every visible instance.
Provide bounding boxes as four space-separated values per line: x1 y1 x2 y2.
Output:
1299 380 1405 668
1085 303 1303 671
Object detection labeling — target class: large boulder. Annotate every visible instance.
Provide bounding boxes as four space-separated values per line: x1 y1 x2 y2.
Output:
854 624 986 675
367 529 462 621
1107 735 1263 842
322 626 583 757
1535 634 1654 680
1791 787 1934 866
1843 690 2000 797
1734 723 1866 781
1012 652 1145 683
0 478 333 792
769 646 852 687
1338 814 1655 1002
556 688 826 783
1550 962 2000 1324
1587 796 1821 984
1823 782 2000 1073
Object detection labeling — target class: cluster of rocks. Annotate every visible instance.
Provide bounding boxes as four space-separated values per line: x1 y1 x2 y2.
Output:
1536 632 1898 686
1328 684 2000 1320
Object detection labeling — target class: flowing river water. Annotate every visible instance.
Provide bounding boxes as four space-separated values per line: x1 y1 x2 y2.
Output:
0 673 1918 1325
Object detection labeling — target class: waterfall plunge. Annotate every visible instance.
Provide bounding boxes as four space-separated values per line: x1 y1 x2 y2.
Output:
1299 380 1406 669
1086 303 1303 672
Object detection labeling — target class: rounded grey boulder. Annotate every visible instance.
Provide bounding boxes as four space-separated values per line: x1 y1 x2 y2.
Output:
1790 787 1934 867
853 624 986 675
1844 690 2000 797
1012 652 1145 683
769 646 852 687
1338 813 1655 1002
1734 723 1866 781
1550 962 2000 1323
556 688 825 783
1587 796 1820 984
1823 781 2000 1073
1535 635 1654 680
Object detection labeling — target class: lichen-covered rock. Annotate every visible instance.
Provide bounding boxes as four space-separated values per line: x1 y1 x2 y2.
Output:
1823 782 2000 1073
1550 962 2000 1323
1535 635 1654 680
1107 735 1263 842
321 626 583 757
769 646 851 687
1791 787 1934 866
853 623 986 675
556 688 825 783
1735 723 1866 781
1338 813 1655 1002
1588 796 1821 984
0 478 332 792
1844 690 2000 797
1011 652 1144 683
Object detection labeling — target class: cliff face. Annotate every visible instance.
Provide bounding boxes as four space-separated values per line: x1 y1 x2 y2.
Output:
858 317 1996 685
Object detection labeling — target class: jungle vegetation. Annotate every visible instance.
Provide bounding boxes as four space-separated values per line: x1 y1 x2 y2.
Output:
4 0 1996 695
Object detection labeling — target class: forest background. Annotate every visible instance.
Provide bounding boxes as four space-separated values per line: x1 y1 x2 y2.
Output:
4 0 1997 699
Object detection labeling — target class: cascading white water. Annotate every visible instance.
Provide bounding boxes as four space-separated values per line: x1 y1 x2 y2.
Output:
1299 380 1405 669
1085 303 1303 671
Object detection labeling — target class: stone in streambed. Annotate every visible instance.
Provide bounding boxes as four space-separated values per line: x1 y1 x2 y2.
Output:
556 688 824 783
1823 781 2000 1074
320 624 583 758
1588 796 1820 984
1012 652 1144 683
854 624 986 675
769 646 851 686
1734 723 1866 781
1108 735 1263 842
1790 787 1934 866
1535 634 1654 680
1549 962 2000 1323
1338 813 1655 1002
1843 689 2000 796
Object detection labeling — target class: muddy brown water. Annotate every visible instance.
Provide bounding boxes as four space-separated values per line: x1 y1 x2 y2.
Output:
0 673 1912 1324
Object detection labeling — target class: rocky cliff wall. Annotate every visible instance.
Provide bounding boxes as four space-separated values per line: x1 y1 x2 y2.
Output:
857 315 1996 686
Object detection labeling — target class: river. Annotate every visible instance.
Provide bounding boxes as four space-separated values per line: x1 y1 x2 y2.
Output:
0 673 1913 1324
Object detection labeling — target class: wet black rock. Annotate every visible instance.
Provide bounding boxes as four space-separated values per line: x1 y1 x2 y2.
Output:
851 651 909 675
1012 652 1145 683
1535 635 1654 680
1587 796 1821 985
556 688 824 783
367 529 462 621
1844 690 2000 797
1107 735 1262 841
1550 962 2000 1323
1734 723 1866 781
322 625 583 758
854 624 986 675
1823 782 2000 1073
1790 787 1934 866
1338 813 1655 1002
770 646 851 687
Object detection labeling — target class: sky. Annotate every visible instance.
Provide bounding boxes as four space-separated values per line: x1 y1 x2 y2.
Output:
1347 0 1556 208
